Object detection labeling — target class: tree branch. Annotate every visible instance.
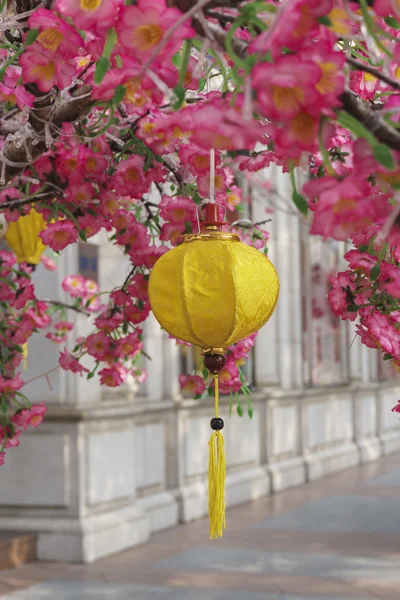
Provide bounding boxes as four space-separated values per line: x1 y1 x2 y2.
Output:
2 85 93 185
339 89 400 151
346 57 400 92
0 191 55 210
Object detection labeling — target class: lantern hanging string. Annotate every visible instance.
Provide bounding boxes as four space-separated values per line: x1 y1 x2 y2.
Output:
209 148 215 203
205 59 216 205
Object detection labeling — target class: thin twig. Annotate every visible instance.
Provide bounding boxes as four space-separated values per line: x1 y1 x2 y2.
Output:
44 299 91 316
0 192 55 210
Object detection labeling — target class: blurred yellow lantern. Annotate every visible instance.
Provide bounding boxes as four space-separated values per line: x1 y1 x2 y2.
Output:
5 209 47 370
5 209 46 266
148 203 279 540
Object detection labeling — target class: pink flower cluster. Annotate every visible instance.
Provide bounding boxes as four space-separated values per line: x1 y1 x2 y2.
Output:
178 333 257 399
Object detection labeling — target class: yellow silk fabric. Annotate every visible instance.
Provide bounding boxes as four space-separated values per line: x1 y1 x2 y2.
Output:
5 210 46 265
148 236 279 349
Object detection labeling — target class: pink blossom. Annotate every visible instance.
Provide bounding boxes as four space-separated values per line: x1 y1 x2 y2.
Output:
117 0 194 60
99 364 127 387
249 0 329 57
178 374 205 396
169 335 191 347
5 430 21 449
28 8 84 56
55 321 74 332
26 401 47 428
136 245 168 268
328 271 358 321
85 331 111 360
41 255 57 271
0 375 24 396
159 195 196 224
363 312 400 360
62 275 86 298
55 0 123 30
160 222 185 246
252 55 320 121
303 176 381 241
41 222 78 251
125 302 151 324
219 360 239 387
0 82 34 110
117 332 143 359
84 279 99 298
379 263 400 299
59 349 89 375
94 312 123 332
344 250 377 275
20 44 76 93
112 156 148 197
127 274 149 302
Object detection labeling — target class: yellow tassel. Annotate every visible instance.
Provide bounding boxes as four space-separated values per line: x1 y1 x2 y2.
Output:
208 375 226 539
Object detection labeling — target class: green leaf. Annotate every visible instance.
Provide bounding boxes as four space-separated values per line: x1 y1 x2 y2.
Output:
237 401 243 417
202 368 208 379
292 191 309 216
383 353 393 360
87 371 95 380
317 15 332 26
144 151 154 172
248 407 253 419
336 111 377 147
178 39 192 87
173 84 186 110
112 84 126 105
370 264 381 281
94 57 110 85
78 229 87 242
384 16 400 29
103 28 117 59
358 244 369 252
346 304 359 312
194 393 201 399
25 28 39 47
207 386 213 397
373 144 395 170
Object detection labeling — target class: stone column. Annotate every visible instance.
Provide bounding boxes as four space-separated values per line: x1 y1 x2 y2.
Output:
252 165 306 491
0 240 150 562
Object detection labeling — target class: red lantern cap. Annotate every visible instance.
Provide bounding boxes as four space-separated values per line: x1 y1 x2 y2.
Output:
201 203 225 231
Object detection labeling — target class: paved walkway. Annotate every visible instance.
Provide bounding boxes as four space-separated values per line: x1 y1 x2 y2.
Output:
2 453 400 599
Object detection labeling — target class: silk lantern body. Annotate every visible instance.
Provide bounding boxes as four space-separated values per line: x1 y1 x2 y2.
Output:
148 231 279 353
5 210 46 265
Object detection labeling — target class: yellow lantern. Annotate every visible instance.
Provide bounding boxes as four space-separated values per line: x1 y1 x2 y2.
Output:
5 209 46 266
149 203 279 539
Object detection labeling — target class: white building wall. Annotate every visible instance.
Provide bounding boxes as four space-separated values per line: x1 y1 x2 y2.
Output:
0 166 399 562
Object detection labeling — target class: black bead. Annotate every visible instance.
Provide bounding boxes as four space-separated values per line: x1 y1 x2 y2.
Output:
210 417 224 431
204 354 226 374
